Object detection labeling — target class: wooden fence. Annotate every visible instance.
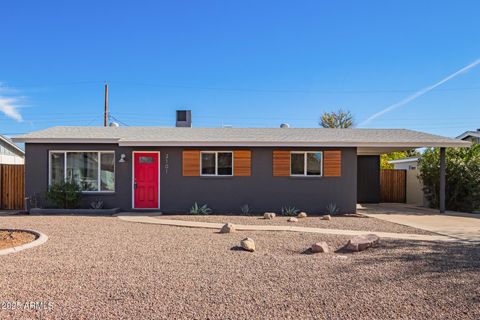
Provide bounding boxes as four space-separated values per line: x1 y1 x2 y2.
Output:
0 164 25 210
380 169 406 203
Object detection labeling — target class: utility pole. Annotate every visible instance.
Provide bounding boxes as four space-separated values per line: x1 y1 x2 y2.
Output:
104 82 109 127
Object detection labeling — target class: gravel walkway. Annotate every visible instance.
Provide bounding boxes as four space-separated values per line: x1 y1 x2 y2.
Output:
156 214 435 235
0 216 478 319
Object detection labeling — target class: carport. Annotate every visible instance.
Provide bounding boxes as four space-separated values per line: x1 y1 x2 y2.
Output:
357 137 470 213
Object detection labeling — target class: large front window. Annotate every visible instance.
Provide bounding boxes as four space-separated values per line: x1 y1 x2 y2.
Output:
201 151 233 176
49 151 115 192
290 151 322 176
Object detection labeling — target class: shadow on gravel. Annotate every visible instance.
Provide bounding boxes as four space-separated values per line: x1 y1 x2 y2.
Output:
344 240 480 275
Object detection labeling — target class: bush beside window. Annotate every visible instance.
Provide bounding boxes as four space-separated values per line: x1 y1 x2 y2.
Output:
46 181 82 209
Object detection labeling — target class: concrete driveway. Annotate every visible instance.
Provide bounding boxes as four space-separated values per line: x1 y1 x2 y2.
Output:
359 203 480 242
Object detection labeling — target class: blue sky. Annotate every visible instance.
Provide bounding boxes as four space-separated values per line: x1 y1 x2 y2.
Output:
1 0 479 138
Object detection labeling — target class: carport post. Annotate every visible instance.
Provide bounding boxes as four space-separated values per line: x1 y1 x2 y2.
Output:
439 147 446 213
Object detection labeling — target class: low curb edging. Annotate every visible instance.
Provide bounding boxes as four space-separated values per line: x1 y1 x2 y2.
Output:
0 229 48 256
30 208 120 215
117 216 456 242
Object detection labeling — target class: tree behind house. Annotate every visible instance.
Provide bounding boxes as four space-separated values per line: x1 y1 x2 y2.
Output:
319 109 354 128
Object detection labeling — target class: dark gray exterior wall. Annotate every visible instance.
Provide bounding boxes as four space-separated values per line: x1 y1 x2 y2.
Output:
357 155 380 203
25 144 358 214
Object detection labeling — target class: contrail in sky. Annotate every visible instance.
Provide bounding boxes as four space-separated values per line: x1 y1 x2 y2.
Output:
358 58 480 126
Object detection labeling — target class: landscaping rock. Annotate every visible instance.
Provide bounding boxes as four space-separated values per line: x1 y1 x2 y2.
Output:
287 217 298 223
321 215 331 221
311 241 329 253
240 237 255 252
298 212 307 218
220 223 235 233
264 212 276 219
345 234 380 252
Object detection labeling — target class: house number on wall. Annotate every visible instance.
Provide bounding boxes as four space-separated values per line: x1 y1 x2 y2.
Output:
165 153 169 174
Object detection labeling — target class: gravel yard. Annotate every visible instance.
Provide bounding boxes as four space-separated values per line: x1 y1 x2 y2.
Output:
0 215 478 319
157 214 436 235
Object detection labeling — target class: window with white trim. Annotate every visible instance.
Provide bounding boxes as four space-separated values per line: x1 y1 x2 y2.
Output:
200 151 233 176
290 151 323 176
49 151 115 192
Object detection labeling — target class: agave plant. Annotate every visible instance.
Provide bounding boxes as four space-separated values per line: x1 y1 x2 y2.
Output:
281 206 299 216
189 202 212 215
240 204 252 215
325 203 340 215
90 199 104 209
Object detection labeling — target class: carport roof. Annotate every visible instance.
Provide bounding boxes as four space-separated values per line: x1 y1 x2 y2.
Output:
12 126 470 154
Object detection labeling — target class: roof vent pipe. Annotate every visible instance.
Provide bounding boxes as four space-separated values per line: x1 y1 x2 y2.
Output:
280 123 290 128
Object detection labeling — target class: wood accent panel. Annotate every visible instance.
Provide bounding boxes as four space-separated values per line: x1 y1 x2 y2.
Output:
182 150 200 176
380 169 406 203
233 150 251 176
0 164 25 210
273 150 291 176
323 150 342 177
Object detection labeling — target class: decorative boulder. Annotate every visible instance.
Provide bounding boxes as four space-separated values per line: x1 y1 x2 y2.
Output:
264 212 276 219
220 223 235 233
345 234 380 252
297 212 307 218
287 217 298 223
240 237 255 252
321 215 331 221
311 241 329 253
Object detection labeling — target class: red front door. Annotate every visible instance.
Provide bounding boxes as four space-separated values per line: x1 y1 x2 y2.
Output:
134 152 159 209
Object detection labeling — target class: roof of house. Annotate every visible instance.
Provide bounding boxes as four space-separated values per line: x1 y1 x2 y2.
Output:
387 157 419 164
12 126 469 155
456 130 480 140
0 134 25 156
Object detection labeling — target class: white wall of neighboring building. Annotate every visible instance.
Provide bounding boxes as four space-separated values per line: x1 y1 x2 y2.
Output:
0 136 25 164
0 153 24 164
389 158 424 206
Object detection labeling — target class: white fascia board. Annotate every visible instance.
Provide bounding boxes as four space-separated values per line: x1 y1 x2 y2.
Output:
11 138 120 144
119 140 471 148
387 158 419 164
10 138 471 148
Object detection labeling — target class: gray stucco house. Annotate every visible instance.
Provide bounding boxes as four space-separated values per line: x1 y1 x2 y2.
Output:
13 116 468 214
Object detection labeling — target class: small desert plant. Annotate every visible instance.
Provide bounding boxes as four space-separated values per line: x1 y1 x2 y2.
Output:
189 202 212 215
45 181 82 209
240 204 252 215
90 199 104 209
281 206 299 216
325 203 340 215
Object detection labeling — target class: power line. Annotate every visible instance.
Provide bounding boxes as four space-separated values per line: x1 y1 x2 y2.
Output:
4 79 480 94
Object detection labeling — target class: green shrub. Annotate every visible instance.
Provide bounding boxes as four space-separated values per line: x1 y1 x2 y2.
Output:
281 206 299 216
189 202 212 215
45 181 82 209
419 145 480 212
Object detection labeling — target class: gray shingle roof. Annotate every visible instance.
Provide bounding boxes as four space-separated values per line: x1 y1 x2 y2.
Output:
12 126 469 148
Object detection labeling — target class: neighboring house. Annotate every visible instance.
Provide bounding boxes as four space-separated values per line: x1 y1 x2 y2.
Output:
12 111 469 214
388 157 425 206
457 129 480 143
0 134 25 164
